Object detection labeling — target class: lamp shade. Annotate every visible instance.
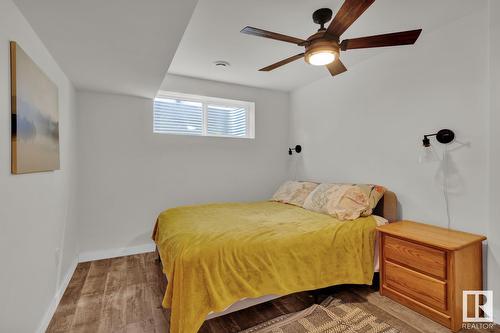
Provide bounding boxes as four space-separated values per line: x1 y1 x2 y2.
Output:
418 145 440 163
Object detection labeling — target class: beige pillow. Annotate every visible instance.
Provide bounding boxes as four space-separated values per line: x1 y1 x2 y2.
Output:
271 181 319 206
302 183 370 220
357 184 387 216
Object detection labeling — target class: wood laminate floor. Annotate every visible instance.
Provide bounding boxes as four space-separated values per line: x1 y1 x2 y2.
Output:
47 252 499 333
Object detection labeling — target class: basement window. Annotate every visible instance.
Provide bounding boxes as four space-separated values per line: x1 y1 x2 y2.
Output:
154 91 255 139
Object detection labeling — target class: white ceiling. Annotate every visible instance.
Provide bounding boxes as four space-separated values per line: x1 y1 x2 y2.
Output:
12 0 484 95
168 0 484 91
13 0 198 98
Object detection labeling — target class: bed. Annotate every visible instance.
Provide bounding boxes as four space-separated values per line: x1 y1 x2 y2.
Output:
152 191 397 333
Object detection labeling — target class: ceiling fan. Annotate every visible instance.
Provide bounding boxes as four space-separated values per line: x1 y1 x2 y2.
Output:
241 0 422 76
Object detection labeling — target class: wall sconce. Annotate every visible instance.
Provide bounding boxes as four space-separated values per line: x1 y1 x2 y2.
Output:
289 145 302 155
419 129 455 163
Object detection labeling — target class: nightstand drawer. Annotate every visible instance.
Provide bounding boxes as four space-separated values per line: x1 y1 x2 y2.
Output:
384 235 446 279
384 261 447 311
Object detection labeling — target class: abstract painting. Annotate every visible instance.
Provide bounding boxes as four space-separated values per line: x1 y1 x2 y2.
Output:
10 41 59 174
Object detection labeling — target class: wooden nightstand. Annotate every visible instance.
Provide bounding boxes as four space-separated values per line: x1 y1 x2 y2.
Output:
377 221 486 332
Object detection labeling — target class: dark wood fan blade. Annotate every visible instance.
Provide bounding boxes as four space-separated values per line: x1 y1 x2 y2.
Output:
326 59 347 76
326 0 375 37
340 29 422 50
259 53 305 71
241 26 306 45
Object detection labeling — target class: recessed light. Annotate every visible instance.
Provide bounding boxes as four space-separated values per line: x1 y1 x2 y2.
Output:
214 60 230 68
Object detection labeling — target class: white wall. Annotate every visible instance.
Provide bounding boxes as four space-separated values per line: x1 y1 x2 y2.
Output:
0 0 78 332
488 0 500 321
76 74 289 255
290 0 494 299
290 3 489 233
290 4 490 233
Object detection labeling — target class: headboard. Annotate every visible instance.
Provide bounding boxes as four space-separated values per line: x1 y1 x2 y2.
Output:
373 190 398 222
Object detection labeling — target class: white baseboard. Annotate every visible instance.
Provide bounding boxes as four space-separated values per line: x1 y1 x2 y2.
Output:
78 242 156 263
36 257 79 333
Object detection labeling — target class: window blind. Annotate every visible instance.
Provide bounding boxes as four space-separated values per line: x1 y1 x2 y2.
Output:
153 92 254 139
153 98 203 135
207 105 247 137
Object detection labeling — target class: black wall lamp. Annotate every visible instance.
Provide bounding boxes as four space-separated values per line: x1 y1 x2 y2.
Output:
422 129 455 147
419 129 455 163
288 145 302 155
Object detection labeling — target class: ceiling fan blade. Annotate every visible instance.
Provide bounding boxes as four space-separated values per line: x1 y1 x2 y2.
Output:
259 53 305 72
241 26 306 45
326 0 375 37
340 29 422 50
326 59 347 76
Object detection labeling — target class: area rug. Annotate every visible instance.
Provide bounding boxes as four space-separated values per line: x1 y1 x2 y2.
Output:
239 294 405 333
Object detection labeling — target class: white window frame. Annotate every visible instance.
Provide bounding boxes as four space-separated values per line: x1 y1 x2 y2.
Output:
154 91 255 139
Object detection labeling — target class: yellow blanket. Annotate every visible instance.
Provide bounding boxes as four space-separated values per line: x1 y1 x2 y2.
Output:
154 202 377 333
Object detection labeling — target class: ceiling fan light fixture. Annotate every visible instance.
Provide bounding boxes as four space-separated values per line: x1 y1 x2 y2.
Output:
307 51 336 66
304 39 340 66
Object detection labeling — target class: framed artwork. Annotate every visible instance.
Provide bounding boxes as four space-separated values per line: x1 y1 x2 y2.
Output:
10 41 59 174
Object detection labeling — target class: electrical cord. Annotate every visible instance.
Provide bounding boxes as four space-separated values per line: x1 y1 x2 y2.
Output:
442 144 451 229
291 155 298 180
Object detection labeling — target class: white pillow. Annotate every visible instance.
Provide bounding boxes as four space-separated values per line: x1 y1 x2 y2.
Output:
373 215 389 226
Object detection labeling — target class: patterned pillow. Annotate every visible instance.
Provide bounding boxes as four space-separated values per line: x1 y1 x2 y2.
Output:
357 184 387 216
271 181 319 207
302 183 370 220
